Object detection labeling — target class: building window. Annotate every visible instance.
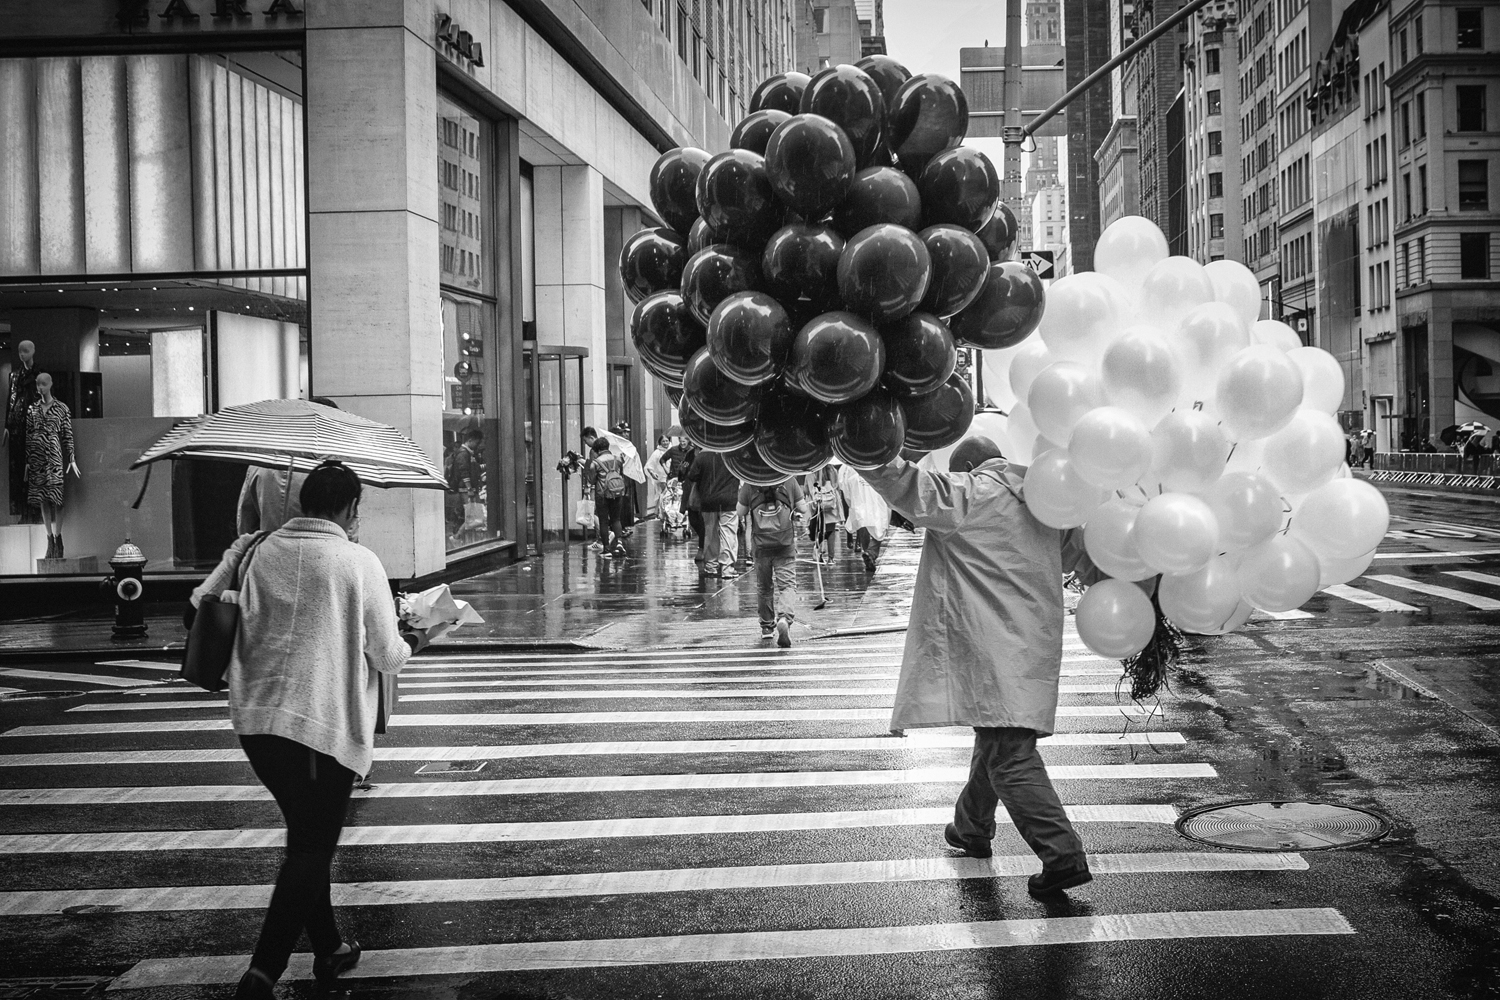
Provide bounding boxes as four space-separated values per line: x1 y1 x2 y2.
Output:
1208 90 1222 115
1457 86 1487 132
1415 11 1424 53
1415 91 1425 138
1209 172 1223 197
1459 160 1490 210
1208 131 1222 155
813 7 826 32
1402 172 1412 219
1460 233 1491 278
1419 165 1428 213
1210 214 1224 238
1400 102 1410 146
1206 48 1220 74
677 8 688 58
1457 8 1483 49
1398 28 1408 65
1416 236 1426 283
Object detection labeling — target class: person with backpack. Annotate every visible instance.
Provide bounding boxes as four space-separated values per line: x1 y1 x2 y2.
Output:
584 437 628 558
736 476 812 647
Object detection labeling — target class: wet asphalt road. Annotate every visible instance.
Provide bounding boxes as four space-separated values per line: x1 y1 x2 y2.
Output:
1 481 1499 999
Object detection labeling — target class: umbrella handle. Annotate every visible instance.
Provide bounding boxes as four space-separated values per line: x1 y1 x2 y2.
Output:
130 463 153 510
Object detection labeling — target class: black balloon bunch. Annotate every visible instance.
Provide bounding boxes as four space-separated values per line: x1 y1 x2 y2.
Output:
619 56 1042 485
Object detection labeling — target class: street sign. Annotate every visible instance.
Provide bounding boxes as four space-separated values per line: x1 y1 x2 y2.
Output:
1020 249 1055 279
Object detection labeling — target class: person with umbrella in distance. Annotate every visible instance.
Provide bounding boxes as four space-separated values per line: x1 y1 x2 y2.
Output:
855 435 1103 897
237 398 343 535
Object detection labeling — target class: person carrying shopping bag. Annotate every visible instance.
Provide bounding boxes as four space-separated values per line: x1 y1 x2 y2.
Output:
188 461 446 997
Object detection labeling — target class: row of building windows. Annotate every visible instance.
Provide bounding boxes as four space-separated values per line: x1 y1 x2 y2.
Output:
1366 135 1389 187
1367 197 1391 249
1242 135 1277 185
1362 62 1387 119
1243 179 1276 221
1282 230 1312 280
1394 160 1490 219
1367 260 1392 311
1278 27 1308 91
1281 154 1310 212
1394 233 1492 284
1279 93 1307 147
1246 222 1277 264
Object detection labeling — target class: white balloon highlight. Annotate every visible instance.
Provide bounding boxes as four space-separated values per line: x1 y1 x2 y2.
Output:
1141 256 1216 332
1203 471 1285 551
1133 492 1220 575
1215 345 1305 441
1149 410 1231 493
1068 406 1153 490
1251 319 1303 352
1160 554 1245 635
1261 410 1346 495
1288 478 1390 561
1007 338 1054 405
1076 578 1158 659
1287 346 1345 414
1036 273 1121 365
1173 302 1252 388
1093 216 1170 291
1100 327 1184 425
1028 362 1103 447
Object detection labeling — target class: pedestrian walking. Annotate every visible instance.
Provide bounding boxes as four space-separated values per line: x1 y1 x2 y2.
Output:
857 436 1102 897
805 464 844 562
736 476 812 646
443 426 485 545
188 462 444 996
584 437 629 558
840 460 890 573
685 448 742 577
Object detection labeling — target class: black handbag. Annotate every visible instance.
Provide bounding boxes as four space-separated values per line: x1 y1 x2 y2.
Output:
181 532 269 692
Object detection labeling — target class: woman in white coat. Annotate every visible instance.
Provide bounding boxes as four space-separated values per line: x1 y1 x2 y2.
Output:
837 460 890 572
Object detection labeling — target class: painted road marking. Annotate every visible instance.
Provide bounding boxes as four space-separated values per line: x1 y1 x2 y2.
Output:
107 908 1353 987
94 660 179 672
1442 569 1500 590
1366 574 1500 610
0 668 158 689
399 663 1126 679
399 679 1126 692
1321 585 1421 613
420 643 906 664
0 804 1179 854
0 852 1307 917
0 763 1217 806
1250 608 1317 620
0 732 1188 767
409 653 911 671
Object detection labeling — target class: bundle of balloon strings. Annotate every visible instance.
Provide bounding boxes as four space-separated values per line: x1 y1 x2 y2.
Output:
1119 592 1184 703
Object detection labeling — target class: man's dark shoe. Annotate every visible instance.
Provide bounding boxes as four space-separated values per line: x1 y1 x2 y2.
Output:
1027 863 1092 897
943 822 992 858
313 940 361 983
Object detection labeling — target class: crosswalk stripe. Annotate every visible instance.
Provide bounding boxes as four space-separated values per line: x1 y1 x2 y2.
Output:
422 643 905 664
1250 608 1317 620
108 907 1354 986
0 852 1308 917
399 663 1126 678
408 652 909 671
0 804 1180 854
1321 585 1421 612
1365 574 1500 610
1441 569 1500 590
95 660 179 672
0 763 1217 806
0 732 1189 767
0 668 159 689
399 679 1123 692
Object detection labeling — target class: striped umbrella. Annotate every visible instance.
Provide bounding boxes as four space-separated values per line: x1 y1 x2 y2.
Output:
131 399 449 490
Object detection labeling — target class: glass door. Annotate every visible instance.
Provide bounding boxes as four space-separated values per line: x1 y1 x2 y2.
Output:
525 346 587 546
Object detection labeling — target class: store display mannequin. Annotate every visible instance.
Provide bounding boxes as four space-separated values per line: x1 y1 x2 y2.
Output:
1 339 40 523
24 373 78 558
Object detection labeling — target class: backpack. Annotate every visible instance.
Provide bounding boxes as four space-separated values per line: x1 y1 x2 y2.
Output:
599 457 627 499
750 485 795 548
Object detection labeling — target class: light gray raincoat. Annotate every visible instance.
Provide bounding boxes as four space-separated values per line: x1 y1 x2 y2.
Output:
860 456 1096 736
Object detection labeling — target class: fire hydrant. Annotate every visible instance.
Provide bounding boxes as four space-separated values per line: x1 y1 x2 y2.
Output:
103 540 148 640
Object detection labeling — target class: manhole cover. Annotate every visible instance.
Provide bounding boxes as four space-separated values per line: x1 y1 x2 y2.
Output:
0 690 86 703
1177 800 1391 851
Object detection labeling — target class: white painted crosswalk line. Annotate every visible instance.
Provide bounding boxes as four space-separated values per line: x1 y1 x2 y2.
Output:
0 731 1189 767
0 667 159 689
1441 569 1500 590
400 663 1125 678
0 804 1180 854
1250 608 1317 620
0 852 1307 916
1366 574 1500 610
421 643 906 664
109 908 1354 987
1321 585 1421 613
0 763 1217 806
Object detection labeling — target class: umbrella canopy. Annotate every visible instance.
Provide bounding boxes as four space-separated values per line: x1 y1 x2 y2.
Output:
132 399 449 489
1457 421 1490 435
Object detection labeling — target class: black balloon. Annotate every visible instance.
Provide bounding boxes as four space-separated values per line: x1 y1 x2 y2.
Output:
829 388 908 470
887 74 967 176
731 109 791 155
750 71 812 115
761 223 845 310
630 291 706 386
666 385 684 407
687 216 722 255
787 310 886 405
755 389 833 475
681 347 762 425
619 227 689 305
899 372 975 452
723 440 788 487
680 245 761 326
919 224 989 317
831 166 922 237
799 65 886 167
880 311 957 397
918 147 999 231
763 114 857 220
706 290 795 387
855 54 913 110
976 201 1018 262
866 143 898 168
679 402 756 452
836 223 931 322
696 149 781 249
950 260 1046 350
649 147 711 233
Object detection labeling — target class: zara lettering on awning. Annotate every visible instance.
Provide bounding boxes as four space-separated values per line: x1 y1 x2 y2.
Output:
118 0 303 26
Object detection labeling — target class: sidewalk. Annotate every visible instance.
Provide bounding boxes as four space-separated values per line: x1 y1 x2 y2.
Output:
0 525 918 661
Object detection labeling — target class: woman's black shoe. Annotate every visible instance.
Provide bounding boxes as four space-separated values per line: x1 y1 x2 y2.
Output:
234 970 275 1000
313 941 361 983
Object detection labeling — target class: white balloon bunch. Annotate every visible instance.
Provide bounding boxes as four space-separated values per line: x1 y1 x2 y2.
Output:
1001 216 1390 660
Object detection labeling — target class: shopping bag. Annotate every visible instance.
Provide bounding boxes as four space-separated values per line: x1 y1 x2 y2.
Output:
575 497 597 527
461 501 486 532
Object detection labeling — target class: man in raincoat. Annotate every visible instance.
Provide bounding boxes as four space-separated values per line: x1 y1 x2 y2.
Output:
859 435 1099 897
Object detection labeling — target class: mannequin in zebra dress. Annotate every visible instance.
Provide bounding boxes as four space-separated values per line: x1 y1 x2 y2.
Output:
25 373 79 558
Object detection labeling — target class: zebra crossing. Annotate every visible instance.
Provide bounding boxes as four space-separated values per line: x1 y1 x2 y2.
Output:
0 622 1364 994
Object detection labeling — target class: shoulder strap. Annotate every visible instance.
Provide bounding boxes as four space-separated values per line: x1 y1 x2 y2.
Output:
233 531 271 590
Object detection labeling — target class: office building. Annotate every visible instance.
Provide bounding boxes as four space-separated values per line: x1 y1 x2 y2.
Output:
1096 0 1140 228
1136 0 1188 240
1062 0 1114 271
1240 0 1281 307
1184 2 1243 263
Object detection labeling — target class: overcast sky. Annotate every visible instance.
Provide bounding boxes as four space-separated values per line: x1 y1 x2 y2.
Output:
881 0 1012 83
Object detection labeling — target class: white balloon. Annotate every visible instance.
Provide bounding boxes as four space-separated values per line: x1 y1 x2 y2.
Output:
1203 471 1284 551
1262 410 1346 495
1133 492 1220 575
1076 577 1158 659
1149 410 1231 493
1007 338 1054 405
1204 259 1262 328
1287 346 1345 414
1141 256 1216 332
1160 554 1246 634
1317 547 1377 588
1094 215 1170 291
1173 302 1252 389
981 351 1016 411
1215 345 1305 441
1068 406 1154 490
1028 362 1103 446
1022 450 1109 529
1288 477 1390 561
1036 273 1121 365
1100 326 1184 425
1084 498 1156 581
1226 436 1267 474
1237 534 1322 612
1252 319 1303 352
